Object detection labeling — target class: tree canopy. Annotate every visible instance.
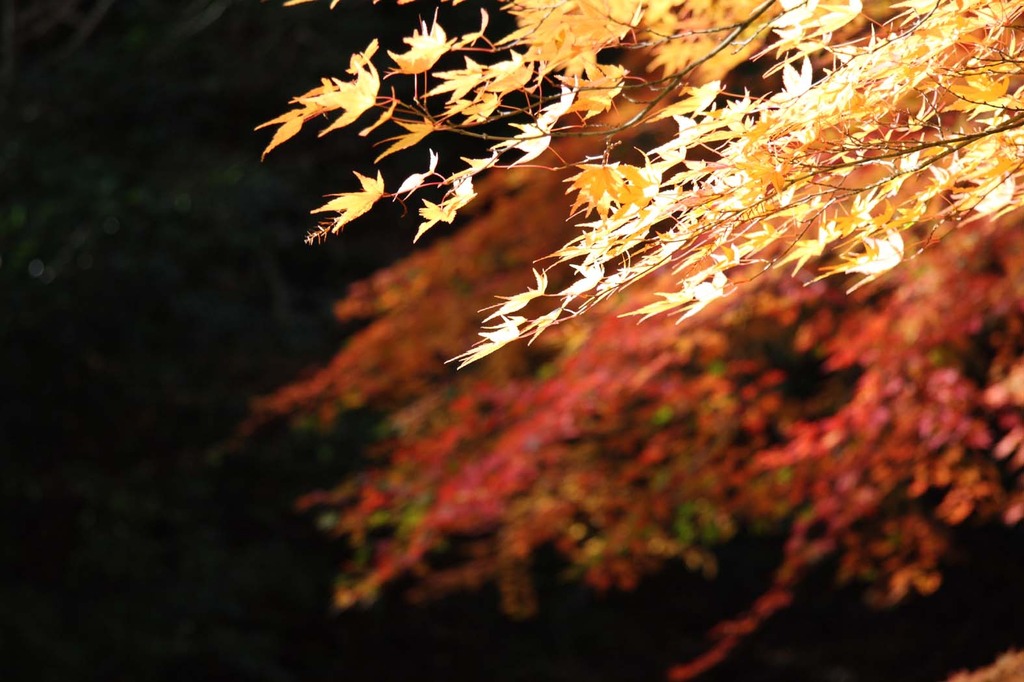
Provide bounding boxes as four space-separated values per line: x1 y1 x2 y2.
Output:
255 0 1024 676
263 0 1024 363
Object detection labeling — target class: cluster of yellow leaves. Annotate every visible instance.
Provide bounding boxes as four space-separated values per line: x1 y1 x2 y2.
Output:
257 39 381 160
264 0 1024 366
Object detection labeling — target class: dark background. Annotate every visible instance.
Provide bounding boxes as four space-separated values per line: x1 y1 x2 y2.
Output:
2 2 1022 681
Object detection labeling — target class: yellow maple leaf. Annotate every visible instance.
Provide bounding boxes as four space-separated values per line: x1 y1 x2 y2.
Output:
650 81 722 122
388 18 455 75
567 63 625 119
948 75 1010 112
566 162 660 218
450 315 526 368
375 119 435 162
311 171 385 234
317 46 381 135
257 114 305 161
415 176 475 241
257 40 380 158
566 164 619 217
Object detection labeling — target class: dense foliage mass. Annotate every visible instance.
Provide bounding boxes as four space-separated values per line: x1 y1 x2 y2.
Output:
254 0 1024 675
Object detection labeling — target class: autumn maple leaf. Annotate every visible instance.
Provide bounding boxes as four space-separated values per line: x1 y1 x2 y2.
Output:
388 18 455 75
311 171 385 236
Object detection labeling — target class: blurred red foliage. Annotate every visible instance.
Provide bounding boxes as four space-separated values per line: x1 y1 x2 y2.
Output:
242 108 1024 682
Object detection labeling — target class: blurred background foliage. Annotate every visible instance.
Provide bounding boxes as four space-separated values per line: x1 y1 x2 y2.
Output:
2 2 1023 681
